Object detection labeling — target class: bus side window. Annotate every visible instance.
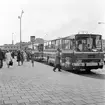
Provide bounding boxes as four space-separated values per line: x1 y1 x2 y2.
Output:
51 40 56 49
70 39 75 50
62 40 65 49
55 39 60 49
48 41 51 49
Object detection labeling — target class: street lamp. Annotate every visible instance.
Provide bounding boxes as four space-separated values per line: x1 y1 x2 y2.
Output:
18 10 24 50
98 22 105 24
98 21 105 51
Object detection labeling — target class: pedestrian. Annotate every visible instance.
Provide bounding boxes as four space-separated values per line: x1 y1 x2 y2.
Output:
5 50 13 68
11 51 15 59
20 51 24 65
17 50 21 66
0 48 5 68
53 48 61 72
31 50 35 67
23 51 27 62
26 52 30 62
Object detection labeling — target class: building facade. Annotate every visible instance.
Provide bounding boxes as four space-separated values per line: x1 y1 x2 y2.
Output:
0 37 44 51
0 42 31 51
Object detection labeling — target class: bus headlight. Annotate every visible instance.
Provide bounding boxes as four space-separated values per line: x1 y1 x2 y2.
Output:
100 59 104 62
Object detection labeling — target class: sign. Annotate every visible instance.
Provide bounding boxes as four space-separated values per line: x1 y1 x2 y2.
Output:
30 36 35 43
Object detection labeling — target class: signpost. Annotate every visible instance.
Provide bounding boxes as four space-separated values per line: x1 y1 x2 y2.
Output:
30 36 35 50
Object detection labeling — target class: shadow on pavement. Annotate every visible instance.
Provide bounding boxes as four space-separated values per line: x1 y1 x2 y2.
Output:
67 70 105 80
35 61 105 80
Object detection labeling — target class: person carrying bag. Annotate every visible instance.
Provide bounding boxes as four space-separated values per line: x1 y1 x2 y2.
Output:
9 59 13 66
5 50 13 68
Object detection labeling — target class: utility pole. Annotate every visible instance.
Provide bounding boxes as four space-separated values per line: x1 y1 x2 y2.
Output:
12 33 14 45
18 10 24 50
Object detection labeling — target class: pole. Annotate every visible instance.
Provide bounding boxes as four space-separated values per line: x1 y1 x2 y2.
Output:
18 10 24 50
32 42 34 50
20 18 21 50
98 22 105 52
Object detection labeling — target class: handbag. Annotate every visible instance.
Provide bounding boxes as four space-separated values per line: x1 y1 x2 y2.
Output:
9 60 13 66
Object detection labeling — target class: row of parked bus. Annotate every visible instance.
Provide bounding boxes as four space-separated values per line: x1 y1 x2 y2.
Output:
33 33 104 72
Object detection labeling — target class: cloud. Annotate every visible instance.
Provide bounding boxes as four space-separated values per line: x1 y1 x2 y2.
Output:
0 0 105 45
47 18 105 40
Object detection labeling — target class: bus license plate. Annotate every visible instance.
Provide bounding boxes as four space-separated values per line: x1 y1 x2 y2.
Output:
86 63 97 66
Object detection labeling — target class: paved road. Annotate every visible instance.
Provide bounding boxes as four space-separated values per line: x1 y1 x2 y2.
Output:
0 59 105 105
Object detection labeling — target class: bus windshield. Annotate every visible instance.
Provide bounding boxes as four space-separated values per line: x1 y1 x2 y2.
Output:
76 34 102 52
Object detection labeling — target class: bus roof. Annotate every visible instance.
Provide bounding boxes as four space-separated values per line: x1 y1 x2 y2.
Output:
44 33 102 43
75 34 101 36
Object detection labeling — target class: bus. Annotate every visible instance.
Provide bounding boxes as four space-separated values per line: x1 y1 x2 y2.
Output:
43 34 104 72
33 43 44 61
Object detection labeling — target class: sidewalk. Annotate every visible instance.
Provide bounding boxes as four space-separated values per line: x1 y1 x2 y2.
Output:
0 60 105 105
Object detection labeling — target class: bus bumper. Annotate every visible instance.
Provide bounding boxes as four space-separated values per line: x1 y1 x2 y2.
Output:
72 62 104 70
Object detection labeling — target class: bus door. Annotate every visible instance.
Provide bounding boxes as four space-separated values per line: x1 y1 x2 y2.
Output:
61 38 75 68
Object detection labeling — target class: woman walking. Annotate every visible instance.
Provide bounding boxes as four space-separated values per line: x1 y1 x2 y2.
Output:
53 48 61 72
5 50 12 68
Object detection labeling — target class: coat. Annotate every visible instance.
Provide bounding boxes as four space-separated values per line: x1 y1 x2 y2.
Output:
54 51 61 65
17 51 21 62
5 52 12 64
20 52 24 62
0 50 4 60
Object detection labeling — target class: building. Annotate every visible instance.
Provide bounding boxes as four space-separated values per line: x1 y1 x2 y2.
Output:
27 38 44 50
0 37 45 51
0 44 19 51
15 42 31 50
0 42 30 51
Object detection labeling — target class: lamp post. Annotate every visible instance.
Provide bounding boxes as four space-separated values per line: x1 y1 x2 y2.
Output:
18 10 24 50
98 22 105 24
98 22 105 52
98 21 105 34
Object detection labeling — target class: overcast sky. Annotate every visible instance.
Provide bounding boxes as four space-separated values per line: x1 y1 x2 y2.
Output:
0 0 105 45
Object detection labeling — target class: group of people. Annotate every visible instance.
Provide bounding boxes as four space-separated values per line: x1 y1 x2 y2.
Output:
0 49 27 68
0 48 62 72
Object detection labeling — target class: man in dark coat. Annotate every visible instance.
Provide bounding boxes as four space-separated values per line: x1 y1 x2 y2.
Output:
20 51 24 65
11 51 15 59
17 50 21 66
53 48 61 72
0 48 4 68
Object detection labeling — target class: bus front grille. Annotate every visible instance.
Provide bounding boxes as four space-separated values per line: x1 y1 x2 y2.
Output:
82 59 100 63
